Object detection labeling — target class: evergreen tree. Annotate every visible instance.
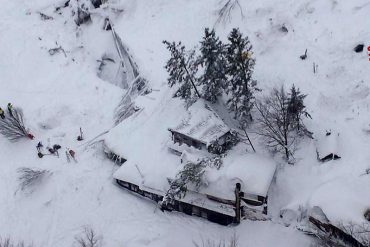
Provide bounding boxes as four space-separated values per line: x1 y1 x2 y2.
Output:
163 41 201 100
198 28 226 103
225 28 258 127
287 84 312 135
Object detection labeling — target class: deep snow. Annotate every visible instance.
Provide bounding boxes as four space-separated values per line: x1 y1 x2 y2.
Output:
0 0 369 246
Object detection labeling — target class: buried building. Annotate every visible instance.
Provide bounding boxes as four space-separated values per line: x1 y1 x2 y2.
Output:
104 98 277 225
168 101 237 155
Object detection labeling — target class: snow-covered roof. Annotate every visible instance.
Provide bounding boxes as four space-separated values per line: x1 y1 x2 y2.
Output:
106 94 276 211
315 130 341 159
112 142 277 202
202 146 277 200
308 175 370 240
169 100 231 145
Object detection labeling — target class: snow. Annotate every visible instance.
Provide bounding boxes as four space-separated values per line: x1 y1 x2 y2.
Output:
204 146 277 200
169 100 231 146
1 0 369 245
309 176 370 225
315 130 341 160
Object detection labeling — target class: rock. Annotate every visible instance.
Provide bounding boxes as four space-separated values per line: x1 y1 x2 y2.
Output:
354 44 364 53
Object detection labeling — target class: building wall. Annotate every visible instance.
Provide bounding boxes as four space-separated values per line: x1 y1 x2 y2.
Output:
116 179 235 225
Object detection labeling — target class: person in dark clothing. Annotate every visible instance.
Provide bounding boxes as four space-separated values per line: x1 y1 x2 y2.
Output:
48 147 55 154
7 103 13 117
53 144 61 157
0 108 4 119
53 144 61 150
36 142 43 152
69 149 75 159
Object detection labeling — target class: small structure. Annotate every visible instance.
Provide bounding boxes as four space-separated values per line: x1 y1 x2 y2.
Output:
168 101 236 154
316 130 341 162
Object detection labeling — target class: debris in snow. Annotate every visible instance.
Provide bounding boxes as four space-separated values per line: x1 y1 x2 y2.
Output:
280 24 288 33
77 127 84 141
0 107 32 142
55 0 70 12
354 44 364 53
300 49 307 60
17 167 52 191
215 0 244 26
38 12 53 20
103 17 111 31
48 46 67 57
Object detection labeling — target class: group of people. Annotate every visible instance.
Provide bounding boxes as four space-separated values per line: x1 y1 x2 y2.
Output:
33 125 83 163
36 141 76 162
0 103 13 119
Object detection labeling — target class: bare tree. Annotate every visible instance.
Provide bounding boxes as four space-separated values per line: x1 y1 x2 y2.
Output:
254 86 311 160
0 237 33 247
215 0 244 26
0 108 30 142
193 233 239 247
17 168 51 191
75 227 102 247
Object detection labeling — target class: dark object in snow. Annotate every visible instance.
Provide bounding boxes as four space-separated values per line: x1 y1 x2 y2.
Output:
316 130 341 162
75 6 91 26
104 147 127 165
27 133 34 140
7 103 13 117
39 12 53 20
77 127 84 141
91 0 103 8
55 0 70 12
53 144 61 150
364 209 370 221
36 141 43 152
354 44 364 53
48 148 55 154
38 152 44 158
280 24 288 33
69 149 75 158
103 18 111 30
0 108 4 119
300 49 307 60
48 46 66 57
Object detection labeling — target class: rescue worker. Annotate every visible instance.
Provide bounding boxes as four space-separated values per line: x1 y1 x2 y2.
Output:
69 149 76 159
53 144 61 157
36 141 43 152
7 103 13 117
0 107 5 119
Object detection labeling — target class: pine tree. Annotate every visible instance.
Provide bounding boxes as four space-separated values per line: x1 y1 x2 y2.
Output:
287 84 312 136
198 28 226 103
225 28 258 127
163 41 201 100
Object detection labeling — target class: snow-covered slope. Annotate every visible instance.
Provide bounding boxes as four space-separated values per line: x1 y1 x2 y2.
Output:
0 0 369 246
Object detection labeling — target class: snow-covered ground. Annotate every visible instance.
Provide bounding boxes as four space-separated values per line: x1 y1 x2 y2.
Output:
0 0 369 246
